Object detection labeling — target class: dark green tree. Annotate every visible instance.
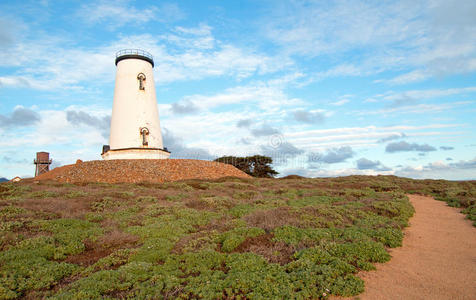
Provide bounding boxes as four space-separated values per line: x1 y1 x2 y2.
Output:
215 155 278 178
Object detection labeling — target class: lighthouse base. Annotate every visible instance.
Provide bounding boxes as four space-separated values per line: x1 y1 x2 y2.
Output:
102 148 170 160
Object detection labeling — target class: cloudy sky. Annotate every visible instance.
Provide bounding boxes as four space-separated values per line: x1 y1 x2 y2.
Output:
1 0 475 180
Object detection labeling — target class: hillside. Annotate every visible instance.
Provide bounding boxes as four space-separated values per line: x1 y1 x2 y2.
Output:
35 159 251 183
0 175 474 299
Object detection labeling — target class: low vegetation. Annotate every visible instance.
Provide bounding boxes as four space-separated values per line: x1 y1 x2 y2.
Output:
0 175 474 299
387 176 476 226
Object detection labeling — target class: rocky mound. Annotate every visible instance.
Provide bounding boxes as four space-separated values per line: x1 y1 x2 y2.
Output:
35 159 251 183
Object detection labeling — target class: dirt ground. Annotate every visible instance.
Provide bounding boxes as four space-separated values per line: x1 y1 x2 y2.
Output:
333 194 476 300
34 159 251 183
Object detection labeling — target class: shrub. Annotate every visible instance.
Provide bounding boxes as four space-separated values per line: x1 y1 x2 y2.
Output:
91 196 120 212
462 204 476 227
229 203 257 218
165 193 187 202
0 206 27 220
0 236 79 298
219 227 265 252
273 226 332 245
38 218 103 259
0 184 32 201
135 195 156 203
28 191 60 199
288 195 344 207
0 175 434 299
64 191 88 198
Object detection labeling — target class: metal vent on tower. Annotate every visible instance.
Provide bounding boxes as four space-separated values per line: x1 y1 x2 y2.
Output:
140 127 149 146
137 73 146 90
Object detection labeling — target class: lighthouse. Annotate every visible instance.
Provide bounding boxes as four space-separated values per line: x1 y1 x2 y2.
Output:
102 49 170 160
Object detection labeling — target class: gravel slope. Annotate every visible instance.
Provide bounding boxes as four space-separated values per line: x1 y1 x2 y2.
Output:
35 159 251 183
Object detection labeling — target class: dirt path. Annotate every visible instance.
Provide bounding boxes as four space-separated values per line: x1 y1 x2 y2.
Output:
333 194 476 300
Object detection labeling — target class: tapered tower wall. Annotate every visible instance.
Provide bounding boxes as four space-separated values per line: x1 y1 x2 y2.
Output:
102 50 170 160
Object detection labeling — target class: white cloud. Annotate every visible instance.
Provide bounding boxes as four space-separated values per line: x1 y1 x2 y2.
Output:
292 110 326 124
0 76 32 88
280 167 395 178
330 99 350 106
266 1 424 56
80 2 155 26
377 69 429 85
1 22 288 91
284 123 462 151
0 38 115 90
354 101 474 116
283 156 476 179
77 1 184 29
0 104 113 178
313 64 362 80
263 0 476 83
161 24 215 49
396 157 476 180
381 87 476 103
154 44 275 83
267 72 305 87
167 82 304 113
286 123 459 138
0 98 471 180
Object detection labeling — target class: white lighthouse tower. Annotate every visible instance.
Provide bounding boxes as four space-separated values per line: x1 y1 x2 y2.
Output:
102 49 170 160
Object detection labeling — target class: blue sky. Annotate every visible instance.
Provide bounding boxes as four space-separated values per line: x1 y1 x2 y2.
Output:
1 0 475 180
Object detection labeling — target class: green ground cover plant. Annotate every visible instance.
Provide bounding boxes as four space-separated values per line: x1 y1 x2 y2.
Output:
375 176 476 226
0 175 473 299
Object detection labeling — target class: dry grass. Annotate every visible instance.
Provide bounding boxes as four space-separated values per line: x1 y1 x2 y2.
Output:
234 234 296 265
243 207 302 230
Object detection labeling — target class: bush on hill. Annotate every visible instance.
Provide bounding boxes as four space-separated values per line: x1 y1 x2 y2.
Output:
214 155 279 178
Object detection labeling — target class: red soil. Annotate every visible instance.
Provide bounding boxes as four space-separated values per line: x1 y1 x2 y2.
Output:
35 159 251 183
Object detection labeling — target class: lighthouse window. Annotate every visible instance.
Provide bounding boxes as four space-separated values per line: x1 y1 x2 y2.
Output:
137 73 146 90
140 127 149 146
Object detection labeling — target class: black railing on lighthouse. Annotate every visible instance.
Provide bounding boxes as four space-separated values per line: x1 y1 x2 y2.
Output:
115 49 154 67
